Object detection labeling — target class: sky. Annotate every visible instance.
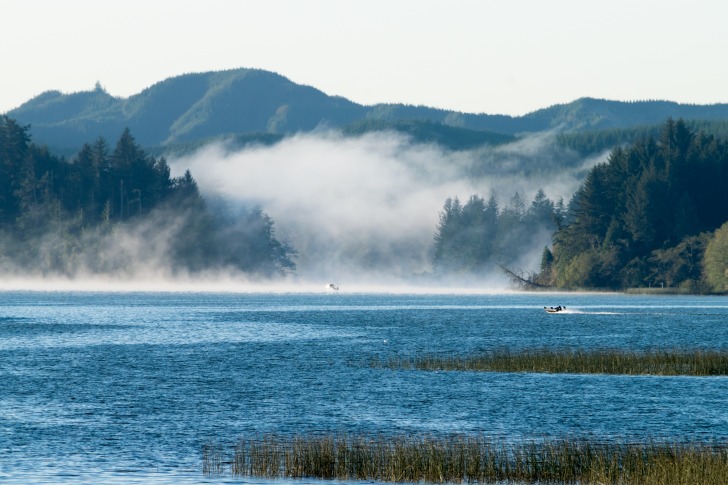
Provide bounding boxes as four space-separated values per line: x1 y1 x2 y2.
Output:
3 0 728 116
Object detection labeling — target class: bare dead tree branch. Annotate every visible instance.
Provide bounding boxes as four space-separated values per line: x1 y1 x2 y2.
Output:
497 264 549 289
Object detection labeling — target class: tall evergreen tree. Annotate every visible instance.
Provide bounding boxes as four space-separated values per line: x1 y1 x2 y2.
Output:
433 197 463 272
0 116 31 224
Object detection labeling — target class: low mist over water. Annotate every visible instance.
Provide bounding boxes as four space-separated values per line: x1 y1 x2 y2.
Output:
172 130 603 286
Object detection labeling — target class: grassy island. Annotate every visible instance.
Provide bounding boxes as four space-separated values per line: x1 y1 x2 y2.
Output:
376 349 728 376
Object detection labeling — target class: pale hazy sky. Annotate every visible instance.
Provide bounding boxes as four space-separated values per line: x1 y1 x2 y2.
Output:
3 0 728 116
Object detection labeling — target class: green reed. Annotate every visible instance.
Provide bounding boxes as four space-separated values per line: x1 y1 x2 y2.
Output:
378 349 728 375
205 434 728 484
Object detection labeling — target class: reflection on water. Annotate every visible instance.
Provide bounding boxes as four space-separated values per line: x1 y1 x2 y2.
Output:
1 291 727 484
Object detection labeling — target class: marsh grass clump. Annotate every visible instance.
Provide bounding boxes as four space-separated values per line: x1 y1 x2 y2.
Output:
379 349 728 376
201 443 225 476
205 434 728 484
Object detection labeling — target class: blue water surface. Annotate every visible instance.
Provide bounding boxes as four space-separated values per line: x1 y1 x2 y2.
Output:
1 291 727 484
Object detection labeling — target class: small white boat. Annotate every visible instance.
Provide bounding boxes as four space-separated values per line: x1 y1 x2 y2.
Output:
544 306 565 313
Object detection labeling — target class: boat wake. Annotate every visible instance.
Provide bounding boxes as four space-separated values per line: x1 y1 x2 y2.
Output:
544 307 624 315
559 309 623 315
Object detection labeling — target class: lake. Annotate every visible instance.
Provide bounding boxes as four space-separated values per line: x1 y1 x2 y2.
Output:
1 290 727 483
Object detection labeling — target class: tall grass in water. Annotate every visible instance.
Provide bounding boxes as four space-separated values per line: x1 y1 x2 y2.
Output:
206 434 728 484
201 443 225 475
379 349 728 375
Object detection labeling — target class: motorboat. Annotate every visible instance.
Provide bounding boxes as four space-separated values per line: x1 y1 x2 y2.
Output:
544 305 565 313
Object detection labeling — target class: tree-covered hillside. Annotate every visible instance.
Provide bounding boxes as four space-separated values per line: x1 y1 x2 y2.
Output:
523 98 728 132
556 119 728 157
429 119 728 292
540 119 728 291
0 115 294 278
342 119 515 150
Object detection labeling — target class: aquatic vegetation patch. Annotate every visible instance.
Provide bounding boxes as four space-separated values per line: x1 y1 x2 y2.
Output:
377 349 728 375
204 433 728 484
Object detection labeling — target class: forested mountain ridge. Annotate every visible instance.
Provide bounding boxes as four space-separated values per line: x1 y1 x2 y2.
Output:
8 69 363 150
10 68 728 153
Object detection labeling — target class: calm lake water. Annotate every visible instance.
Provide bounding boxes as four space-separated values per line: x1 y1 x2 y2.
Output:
1 290 727 484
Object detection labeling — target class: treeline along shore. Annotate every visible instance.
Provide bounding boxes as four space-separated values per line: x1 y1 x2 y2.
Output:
3 114 728 291
435 119 728 293
0 115 295 277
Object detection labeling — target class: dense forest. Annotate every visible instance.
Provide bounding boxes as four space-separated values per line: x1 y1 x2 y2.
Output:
0 115 295 278
433 119 728 292
433 190 564 276
555 119 728 157
540 119 728 291
4 110 728 292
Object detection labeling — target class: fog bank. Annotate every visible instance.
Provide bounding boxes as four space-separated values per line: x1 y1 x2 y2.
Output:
172 131 602 288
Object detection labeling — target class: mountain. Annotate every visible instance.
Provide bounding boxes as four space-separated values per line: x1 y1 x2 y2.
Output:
8 67 728 153
341 119 515 150
8 69 365 151
523 98 728 131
